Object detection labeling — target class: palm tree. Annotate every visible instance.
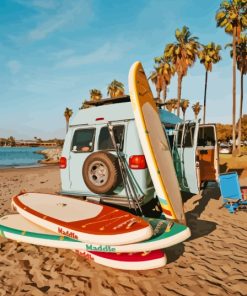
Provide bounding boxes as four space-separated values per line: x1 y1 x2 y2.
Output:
153 56 175 102
226 33 247 154
107 80 125 98
164 26 200 117
198 42 222 124
164 99 173 112
90 89 102 101
192 102 202 120
216 0 247 155
180 99 190 121
64 107 73 133
149 67 163 100
170 98 179 113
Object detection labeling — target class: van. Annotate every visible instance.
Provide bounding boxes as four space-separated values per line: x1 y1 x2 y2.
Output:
60 96 219 208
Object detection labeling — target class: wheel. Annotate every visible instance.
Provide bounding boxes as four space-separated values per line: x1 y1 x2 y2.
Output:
83 152 121 194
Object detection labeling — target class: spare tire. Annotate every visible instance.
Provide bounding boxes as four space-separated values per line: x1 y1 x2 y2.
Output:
82 151 121 194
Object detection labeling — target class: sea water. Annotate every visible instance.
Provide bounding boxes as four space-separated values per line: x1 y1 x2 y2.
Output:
0 147 44 167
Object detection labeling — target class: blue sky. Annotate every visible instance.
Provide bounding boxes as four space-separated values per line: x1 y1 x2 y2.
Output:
0 0 246 139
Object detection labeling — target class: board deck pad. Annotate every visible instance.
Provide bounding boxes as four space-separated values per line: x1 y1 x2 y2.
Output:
128 61 186 224
0 214 191 253
12 192 153 245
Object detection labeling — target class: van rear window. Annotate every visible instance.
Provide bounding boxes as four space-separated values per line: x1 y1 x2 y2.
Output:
71 128 95 152
98 125 125 151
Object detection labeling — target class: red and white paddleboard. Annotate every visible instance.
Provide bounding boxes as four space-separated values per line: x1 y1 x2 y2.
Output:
75 249 167 270
12 193 153 245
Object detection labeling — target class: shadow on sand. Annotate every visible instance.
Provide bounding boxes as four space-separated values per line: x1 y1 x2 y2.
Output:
166 184 221 263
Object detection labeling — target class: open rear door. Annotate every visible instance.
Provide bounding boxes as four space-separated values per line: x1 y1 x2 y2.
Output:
196 124 219 184
172 121 200 194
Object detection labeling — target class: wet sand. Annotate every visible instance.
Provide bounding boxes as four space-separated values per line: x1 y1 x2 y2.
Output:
0 165 247 295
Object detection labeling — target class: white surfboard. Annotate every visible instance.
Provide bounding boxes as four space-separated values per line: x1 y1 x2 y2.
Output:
12 192 153 245
129 61 186 224
0 214 190 253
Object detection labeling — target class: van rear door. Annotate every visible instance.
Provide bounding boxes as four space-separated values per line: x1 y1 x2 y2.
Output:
172 121 200 194
69 127 96 193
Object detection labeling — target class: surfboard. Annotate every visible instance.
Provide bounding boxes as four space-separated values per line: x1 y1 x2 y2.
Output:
0 214 190 253
128 61 186 224
11 192 152 245
0 215 166 271
75 249 167 270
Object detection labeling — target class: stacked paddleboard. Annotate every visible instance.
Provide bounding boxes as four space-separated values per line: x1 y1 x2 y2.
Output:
0 192 190 270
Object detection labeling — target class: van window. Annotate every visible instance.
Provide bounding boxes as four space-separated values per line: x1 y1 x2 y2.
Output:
197 126 216 146
71 128 95 152
177 123 195 148
98 125 125 151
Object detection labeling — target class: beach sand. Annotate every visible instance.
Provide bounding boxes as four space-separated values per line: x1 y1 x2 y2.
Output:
0 164 247 295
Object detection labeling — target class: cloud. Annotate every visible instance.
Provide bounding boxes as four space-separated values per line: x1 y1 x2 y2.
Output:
25 0 93 41
57 41 134 68
6 60 22 74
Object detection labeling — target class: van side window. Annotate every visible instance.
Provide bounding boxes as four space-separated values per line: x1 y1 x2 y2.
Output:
98 125 125 151
71 128 95 152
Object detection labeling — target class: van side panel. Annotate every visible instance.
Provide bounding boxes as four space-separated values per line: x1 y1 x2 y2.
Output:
60 129 73 192
125 121 155 202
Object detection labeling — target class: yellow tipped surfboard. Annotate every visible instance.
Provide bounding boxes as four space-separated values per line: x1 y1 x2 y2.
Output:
128 61 186 224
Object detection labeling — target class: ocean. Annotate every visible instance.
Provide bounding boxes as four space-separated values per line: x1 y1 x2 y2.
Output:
0 147 45 167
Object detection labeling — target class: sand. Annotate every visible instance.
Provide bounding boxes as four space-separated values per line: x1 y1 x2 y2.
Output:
0 164 247 296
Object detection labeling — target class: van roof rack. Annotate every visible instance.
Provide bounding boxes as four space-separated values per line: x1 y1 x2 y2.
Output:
81 95 166 109
82 95 130 107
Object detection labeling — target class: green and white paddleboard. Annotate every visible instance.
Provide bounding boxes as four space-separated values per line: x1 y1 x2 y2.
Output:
0 214 190 253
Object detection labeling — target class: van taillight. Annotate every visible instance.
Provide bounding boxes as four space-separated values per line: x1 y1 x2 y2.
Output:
60 157 67 169
129 155 147 169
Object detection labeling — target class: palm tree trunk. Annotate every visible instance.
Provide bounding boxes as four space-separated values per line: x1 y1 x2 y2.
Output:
177 74 182 117
157 89 161 100
238 68 244 156
162 82 167 103
183 111 185 122
232 27 237 156
203 71 208 124
66 119 69 133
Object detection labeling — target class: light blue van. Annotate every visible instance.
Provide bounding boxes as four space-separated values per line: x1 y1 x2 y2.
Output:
60 96 219 208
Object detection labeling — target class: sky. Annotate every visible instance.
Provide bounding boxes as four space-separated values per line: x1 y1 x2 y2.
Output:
0 0 246 140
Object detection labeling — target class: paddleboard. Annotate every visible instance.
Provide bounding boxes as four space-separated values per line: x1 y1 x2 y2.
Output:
0 214 190 253
11 192 152 245
75 249 167 270
128 61 186 224
0 215 166 271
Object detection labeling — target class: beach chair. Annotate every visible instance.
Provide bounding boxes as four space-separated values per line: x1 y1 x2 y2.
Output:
218 172 247 213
